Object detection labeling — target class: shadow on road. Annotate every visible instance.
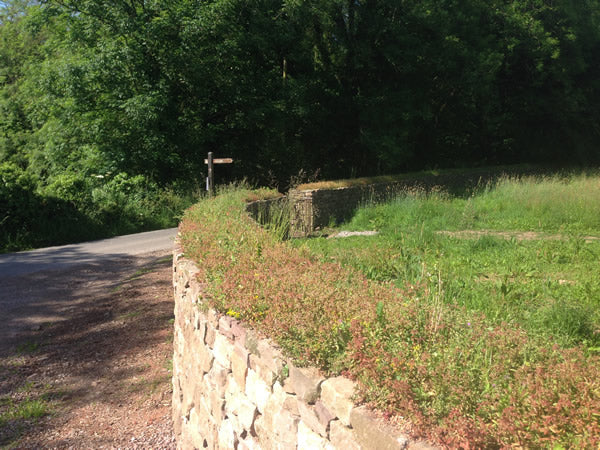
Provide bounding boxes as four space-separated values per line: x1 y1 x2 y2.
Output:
0 227 177 277
0 248 131 277
0 253 176 447
0 252 156 352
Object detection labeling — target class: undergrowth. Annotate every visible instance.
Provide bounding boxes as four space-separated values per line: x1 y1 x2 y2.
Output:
1 165 201 252
180 184 600 448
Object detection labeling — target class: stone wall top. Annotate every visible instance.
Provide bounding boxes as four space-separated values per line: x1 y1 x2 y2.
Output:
172 237 436 449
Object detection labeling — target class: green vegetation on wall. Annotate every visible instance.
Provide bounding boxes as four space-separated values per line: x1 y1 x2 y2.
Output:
180 184 600 448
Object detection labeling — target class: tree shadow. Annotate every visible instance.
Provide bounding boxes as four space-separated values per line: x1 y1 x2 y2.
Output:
0 253 175 446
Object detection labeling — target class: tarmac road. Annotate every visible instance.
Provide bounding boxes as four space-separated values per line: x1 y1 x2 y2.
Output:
0 228 178 355
0 228 178 277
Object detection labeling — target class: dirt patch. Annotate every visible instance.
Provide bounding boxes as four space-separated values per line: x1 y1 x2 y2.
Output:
436 229 600 243
0 254 175 449
328 230 379 239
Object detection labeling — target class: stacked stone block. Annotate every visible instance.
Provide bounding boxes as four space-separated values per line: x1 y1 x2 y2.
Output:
173 241 435 449
288 167 539 237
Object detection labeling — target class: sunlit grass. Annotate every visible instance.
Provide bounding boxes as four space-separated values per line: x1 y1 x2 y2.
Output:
297 172 600 348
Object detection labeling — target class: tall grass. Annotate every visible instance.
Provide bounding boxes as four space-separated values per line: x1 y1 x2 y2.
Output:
349 173 600 234
298 173 600 348
257 200 291 241
469 174 600 233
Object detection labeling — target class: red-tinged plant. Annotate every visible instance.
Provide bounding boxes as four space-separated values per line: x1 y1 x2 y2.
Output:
180 189 600 449
493 349 600 447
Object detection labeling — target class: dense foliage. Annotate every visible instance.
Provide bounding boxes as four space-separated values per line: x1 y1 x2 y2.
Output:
180 187 600 448
2 0 600 249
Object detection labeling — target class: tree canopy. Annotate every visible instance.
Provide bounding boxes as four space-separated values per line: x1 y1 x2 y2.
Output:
2 0 600 249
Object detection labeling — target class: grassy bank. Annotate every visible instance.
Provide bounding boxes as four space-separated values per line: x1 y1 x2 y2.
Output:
180 183 600 448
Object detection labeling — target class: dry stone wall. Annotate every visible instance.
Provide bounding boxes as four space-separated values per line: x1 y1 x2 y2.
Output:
173 239 434 450
289 167 540 236
244 197 287 226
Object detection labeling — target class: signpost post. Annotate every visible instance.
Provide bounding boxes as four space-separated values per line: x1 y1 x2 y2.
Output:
204 152 233 196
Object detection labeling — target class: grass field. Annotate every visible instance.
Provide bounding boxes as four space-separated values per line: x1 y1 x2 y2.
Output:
295 173 600 349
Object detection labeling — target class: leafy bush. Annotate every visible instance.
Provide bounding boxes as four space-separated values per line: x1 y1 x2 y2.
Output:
0 162 93 250
180 187 600 448
1 168 198 252
0 162 39 232
43 172 93 209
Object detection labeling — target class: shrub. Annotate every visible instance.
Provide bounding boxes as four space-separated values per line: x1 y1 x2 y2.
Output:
43 172 93 209
1 168 197 252
0 162 93 250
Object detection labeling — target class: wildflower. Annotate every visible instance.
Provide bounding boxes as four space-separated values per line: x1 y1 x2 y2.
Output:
227 309 241 319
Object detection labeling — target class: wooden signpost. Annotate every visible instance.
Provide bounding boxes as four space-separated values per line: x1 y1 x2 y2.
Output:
204 152 233 196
